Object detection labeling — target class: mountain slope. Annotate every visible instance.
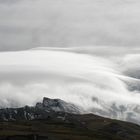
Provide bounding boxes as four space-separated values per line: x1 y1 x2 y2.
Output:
0 113 140 140
0 98 140 140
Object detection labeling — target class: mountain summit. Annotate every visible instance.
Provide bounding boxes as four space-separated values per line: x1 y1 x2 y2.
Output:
0 97 82 121
36 97 83 114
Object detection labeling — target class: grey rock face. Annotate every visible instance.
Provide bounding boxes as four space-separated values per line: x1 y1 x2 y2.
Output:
0 97 83 121
36 97 82 114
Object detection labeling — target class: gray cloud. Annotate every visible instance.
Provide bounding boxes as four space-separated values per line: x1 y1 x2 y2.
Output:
0 0 140 51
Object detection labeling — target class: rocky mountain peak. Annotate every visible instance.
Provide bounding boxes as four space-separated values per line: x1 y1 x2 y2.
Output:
0 97 83 121
42 97 62 107
36 97 83 114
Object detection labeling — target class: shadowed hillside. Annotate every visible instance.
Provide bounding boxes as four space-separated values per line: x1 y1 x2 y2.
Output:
0 113 140 140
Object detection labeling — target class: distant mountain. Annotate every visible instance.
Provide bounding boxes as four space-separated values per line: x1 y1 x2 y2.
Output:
37 97 83 114
0 97 83 121
0 98 140 140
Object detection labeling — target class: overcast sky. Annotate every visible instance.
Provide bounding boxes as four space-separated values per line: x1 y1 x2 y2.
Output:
1 0 140 124
1 0 140 51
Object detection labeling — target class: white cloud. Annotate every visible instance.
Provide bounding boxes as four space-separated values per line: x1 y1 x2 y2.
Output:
0 48 139 108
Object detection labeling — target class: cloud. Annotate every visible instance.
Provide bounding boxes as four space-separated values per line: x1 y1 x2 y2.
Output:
1 0 140 124
0 47 140 123
1 0 140 50
0 48 138 105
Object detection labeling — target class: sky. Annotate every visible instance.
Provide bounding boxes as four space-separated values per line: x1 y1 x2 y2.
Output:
0 0 140 50
1 0 140 124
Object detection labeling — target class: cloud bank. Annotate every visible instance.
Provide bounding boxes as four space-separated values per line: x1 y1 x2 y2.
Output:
0 47 140 124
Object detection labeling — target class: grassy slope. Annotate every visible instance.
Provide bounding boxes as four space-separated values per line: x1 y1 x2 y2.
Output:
0 114 140 140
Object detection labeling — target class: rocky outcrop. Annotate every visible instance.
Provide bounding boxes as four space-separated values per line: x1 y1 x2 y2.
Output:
0 97 82 121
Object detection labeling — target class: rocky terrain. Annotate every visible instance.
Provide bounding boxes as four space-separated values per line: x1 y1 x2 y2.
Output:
0 97 82 121
0 98 139 140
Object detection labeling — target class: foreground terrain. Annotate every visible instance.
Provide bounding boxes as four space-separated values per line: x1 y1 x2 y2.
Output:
0 113 140 140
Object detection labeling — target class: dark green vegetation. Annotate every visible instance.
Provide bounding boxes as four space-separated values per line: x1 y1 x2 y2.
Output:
0 113 140 140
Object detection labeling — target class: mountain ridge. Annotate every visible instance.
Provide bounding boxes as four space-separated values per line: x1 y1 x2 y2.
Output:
0 97 139 140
